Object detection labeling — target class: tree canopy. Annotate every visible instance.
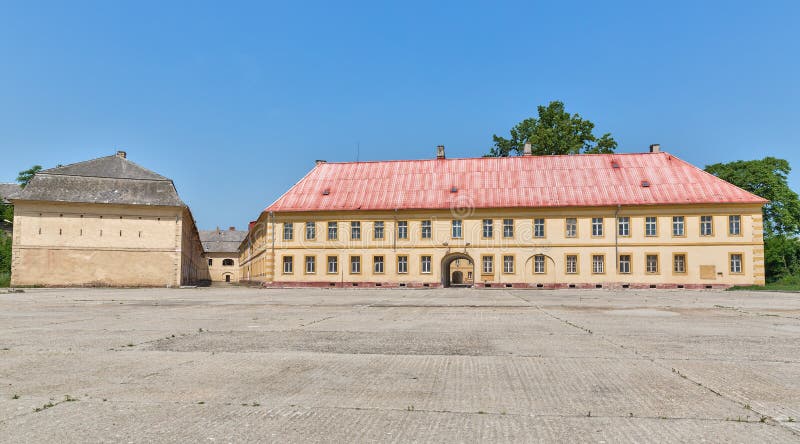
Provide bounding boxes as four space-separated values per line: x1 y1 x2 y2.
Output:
16 165 42 189
488 101 617 157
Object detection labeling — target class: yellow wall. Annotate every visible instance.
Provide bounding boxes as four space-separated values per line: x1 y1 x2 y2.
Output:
205 252 240 282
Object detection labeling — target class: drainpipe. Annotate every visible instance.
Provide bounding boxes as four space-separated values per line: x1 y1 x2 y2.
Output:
614 205 621 273
393 208 398 252
269 211 275 281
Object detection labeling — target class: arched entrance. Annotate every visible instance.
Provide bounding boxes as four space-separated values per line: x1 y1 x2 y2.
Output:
441 253 475 288
224 274 232 283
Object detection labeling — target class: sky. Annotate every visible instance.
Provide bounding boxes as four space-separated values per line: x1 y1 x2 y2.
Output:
0 1 798 230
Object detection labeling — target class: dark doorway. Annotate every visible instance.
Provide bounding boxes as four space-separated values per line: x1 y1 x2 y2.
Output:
441 253 475 288
225 275 231 283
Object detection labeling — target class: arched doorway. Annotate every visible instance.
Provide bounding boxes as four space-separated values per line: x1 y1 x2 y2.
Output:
224 274 232 283
441 253 475 288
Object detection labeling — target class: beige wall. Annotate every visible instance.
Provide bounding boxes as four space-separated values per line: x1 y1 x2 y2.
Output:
204 252 240 282
240 204 765 287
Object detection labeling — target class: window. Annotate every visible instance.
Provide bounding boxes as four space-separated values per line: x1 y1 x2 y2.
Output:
373 255 384 273
592 218 604 237
533 218 545 238
397 255 408 273
282 256 293 274
565 218 577 238
700 216 713 236
533 255 545 274
730 253 743 273
503 255 514 273
207 259 213 266
617 217 630 236
222 259 234 266
421 255 432 274
729 215 741 235
646 254 659 274
592 255 605 274
645 217 657 237
565 255 578 274
283 223 293 240
374 221 384 239
452 220 462 238
482 255 494 274
421 220 432 239
327 256 338 274
350 256 361 274
673 254 686 274
482 219 493 238
305 256 316 274
618 254 631 274
397 221 408 239
305 222 316 240
327 222 338 240
503 219 514 238
350 221 361 240
672 216 685 237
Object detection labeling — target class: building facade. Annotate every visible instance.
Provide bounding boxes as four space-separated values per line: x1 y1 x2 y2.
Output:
240 146 767 289
9 152 209 287
201 227 246 283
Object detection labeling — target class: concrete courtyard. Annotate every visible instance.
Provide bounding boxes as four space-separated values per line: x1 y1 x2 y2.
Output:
0 287 799 443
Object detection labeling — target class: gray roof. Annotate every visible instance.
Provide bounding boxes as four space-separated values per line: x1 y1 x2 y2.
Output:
0 183 20 204
200 229 247 253
10 154 185 207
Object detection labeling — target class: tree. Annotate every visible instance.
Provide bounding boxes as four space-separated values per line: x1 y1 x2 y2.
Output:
488 101 617 157
17 165 42 189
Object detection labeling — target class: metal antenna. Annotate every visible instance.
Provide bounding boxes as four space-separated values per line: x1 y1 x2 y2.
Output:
356 141 360 162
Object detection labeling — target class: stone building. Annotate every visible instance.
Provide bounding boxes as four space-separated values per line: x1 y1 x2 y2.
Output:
240 145 767 289
200 227 246 283
9 151 209 287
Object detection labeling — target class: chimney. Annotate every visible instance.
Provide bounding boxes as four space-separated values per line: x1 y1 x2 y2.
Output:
523 142 532 156
229 226 235 231
436 145 446 159
315 159 327 166
116 150 127 159
649 144 660 153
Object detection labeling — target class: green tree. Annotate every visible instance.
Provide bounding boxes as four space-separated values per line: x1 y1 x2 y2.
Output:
488 101 617 157
17 165 42 188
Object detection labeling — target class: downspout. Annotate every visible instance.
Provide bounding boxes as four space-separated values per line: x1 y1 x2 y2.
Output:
393 208 398 252
269 211 275 282
614 205 621 273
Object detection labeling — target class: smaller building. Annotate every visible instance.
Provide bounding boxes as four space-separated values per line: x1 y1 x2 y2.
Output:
0 183 20 236
201 227 246 283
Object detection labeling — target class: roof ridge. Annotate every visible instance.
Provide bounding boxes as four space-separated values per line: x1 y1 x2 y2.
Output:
41 154 170 181
317 151 661 165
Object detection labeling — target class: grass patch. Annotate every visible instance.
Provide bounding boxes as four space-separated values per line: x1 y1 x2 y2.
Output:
0 272 9 288
729 276 800 292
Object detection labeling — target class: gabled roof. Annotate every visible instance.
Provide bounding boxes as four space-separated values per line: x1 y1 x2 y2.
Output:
265 152 767 213
200 229 247 253
0 183 20 204
11 154 185 207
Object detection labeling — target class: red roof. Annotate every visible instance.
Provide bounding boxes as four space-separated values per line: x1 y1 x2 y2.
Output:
265 152 767 213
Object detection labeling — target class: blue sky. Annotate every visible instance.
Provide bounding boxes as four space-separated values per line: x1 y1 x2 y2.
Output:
1 1 798 229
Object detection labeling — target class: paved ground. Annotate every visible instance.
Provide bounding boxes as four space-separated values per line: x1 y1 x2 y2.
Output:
0 287 799 443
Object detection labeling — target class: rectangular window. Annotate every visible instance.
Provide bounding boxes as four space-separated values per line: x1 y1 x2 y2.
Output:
533 218 545 238
282 256 293 274
565 218 577 238
503 255 514 274
374 221 384 239
592 218 604 237
730 253 743 273
565 255 578 274
305 222 316 240
646 254 659 274
327 256 338 274
421 255 432 274
592 254 605 274
672 216 685 237
503 219 514 238
305 256 316 274
421 220 432 239
327 222 338 240
397 221 408 239
452 220 462 238
208 258 213 266
533 255 545 274
618 217 630 237
700 216 713 236
619 254 631 274
482 255 494 274
397 255 408 274
673 254 686 274
482 219 493 238
350 221 361 240
283 223 294 241
645 217 657 237
350 256 361 274
729 215 741 235
373 256 384 273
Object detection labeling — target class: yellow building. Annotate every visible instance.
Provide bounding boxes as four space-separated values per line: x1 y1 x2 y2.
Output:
241 145 767 289
9 151 209 287
201 227 246 283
